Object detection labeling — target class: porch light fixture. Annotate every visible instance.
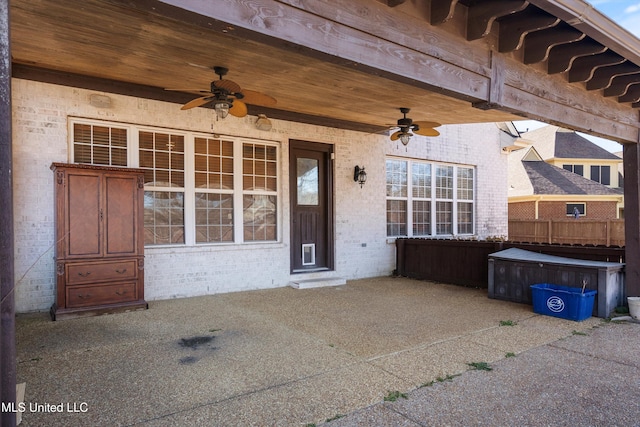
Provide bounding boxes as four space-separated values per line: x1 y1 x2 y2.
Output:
354 165 367 188
255 114 273 131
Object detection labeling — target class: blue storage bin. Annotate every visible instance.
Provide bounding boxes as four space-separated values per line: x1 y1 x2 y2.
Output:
530 283 597 322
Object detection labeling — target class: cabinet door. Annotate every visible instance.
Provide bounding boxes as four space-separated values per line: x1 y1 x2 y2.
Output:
105 174 139 256
66 172 102 257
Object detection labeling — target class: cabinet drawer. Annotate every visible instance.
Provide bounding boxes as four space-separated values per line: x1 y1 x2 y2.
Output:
67 282 137 308
67 260 137 285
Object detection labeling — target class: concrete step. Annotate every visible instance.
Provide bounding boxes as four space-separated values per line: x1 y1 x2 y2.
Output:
289 277 346 289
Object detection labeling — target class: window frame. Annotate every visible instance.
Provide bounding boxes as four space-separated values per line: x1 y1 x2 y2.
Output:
385 157 476 238
68 117 281 247
566 203 586 217
590 165 611 186
562 164 584 176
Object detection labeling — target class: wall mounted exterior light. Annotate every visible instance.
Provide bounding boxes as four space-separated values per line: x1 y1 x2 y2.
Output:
354 166 367 188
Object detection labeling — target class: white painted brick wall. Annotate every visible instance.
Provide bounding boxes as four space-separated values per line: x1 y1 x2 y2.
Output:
11 79 507 312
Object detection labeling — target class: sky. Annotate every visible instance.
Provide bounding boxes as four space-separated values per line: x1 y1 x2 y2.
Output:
513 0 640 153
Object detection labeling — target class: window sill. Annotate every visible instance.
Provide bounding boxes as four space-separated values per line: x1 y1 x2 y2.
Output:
145 241 286 254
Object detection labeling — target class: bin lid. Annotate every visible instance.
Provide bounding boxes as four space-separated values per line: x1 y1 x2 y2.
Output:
488 248 624 269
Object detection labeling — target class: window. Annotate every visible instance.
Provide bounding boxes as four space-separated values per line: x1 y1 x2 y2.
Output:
457 167 474 234
590 165 611 185
139 131 186 245
72 122 128 166
386 160 408 236
194 137 234 243
242 143 278 241
386 159 475 237
562 164 584 176
566 203 585 216
69 118 279 246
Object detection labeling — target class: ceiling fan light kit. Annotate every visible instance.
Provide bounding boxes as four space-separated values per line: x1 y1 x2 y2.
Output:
174 66 276 121
214 101 230 119
389 107 441 146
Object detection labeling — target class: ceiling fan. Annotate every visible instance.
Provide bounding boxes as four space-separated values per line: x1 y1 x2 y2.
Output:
389 107 441 145
174 66 277 119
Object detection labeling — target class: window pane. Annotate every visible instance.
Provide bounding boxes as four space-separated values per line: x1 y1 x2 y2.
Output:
457 167 474 200
243 195 277 241
435 165 453 199
72 123 128 166
412 163 431 198
457 202 473 234
144 191 185 245
194 137 234 190
73 143 92 164
574 165 583 176
138 130 185 187
243 143 278 240
601 166 610 185
436 201 452 235
386 160 407 197
413 200 431 236
297 158 319 205
195 193 234 243
590 165 600 183
140 131 185 246
386 200 407 237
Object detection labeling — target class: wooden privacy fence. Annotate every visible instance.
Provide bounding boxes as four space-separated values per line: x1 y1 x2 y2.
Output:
508 219 625 246
395 239 625 288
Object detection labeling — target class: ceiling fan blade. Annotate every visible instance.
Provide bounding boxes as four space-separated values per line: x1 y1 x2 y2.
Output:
229 100 248 117
390 130 402 141
240 90 277 107
414 127 440 137
166 88 212 93
213 79 242 93
181 96 214 110
413 120 441 129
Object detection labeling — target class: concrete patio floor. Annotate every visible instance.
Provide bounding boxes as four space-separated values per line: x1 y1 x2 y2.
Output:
14 276 636 426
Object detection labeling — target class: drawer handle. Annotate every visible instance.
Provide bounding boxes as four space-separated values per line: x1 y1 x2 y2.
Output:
115 269 127 274
115 291 127 296
77 294 91 299
78 272 92 277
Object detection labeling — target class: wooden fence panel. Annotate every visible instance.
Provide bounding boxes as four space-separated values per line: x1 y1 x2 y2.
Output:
509 220 625 246
395 239 625 288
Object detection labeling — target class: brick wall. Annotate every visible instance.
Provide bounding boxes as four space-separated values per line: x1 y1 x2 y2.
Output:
537 201 618 220
11 79 508 312
508 201 536 220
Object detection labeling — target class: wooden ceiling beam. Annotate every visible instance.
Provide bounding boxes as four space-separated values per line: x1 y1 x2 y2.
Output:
497 55 639 142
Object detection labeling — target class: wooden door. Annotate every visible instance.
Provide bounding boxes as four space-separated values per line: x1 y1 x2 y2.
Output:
105 174 139 256
66 170 102 258
290 141 333 272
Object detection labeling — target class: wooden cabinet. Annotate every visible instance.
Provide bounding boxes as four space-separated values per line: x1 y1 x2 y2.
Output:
51 163 147 320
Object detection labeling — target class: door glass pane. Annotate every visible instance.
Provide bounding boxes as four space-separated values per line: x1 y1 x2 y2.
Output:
297 158 319 205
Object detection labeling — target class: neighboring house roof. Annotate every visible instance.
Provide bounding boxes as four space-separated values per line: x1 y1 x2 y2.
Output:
522 161 623 195
519 126 620 160
508 146 622 198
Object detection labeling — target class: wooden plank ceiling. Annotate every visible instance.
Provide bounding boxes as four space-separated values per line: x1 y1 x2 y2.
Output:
9 0 640 141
